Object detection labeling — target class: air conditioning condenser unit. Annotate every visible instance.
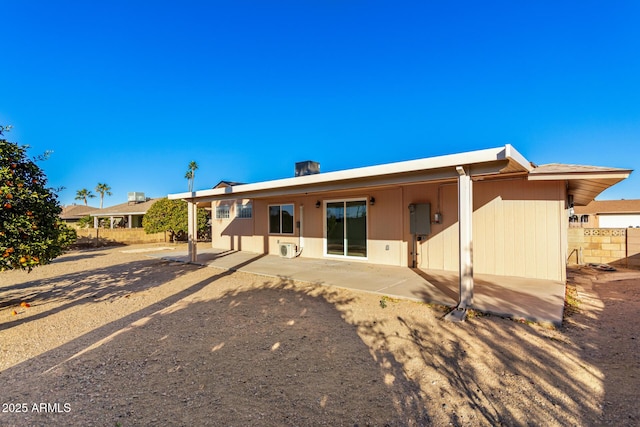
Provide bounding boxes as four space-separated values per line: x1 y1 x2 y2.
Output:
279 243 297 259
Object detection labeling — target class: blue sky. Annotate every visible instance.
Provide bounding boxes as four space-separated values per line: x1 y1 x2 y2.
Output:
2 1 639 207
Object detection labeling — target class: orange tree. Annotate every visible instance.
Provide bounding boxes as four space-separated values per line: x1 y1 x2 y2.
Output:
0 125 76 271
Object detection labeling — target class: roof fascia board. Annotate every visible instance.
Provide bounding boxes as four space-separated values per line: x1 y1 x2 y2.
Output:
180 162 513 203
500 144 533 172
91 212 148 216
171 145 524 201
191 169 462 202
528 172 631 181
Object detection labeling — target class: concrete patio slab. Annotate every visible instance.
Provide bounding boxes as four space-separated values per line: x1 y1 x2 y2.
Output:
148 247 566 325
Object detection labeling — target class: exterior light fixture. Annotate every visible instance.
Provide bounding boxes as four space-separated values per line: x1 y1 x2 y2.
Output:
369 197 376 206
315 200 321 208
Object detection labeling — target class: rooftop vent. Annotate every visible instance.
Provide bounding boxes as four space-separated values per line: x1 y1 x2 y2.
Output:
127 192 146 204
295 161 320 177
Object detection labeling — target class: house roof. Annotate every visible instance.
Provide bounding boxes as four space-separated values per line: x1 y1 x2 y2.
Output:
90 198 160 217
169 145 631 206
574 199 640 215
60 204 100 220
528 164 632 206
214 180 246 189
170 145 532 202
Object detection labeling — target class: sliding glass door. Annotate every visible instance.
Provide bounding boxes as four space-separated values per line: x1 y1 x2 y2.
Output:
325 200 367 258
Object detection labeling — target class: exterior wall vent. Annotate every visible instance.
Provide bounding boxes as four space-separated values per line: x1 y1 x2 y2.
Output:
295 161 320 177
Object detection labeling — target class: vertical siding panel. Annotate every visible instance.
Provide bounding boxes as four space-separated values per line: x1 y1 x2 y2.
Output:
535 199 547 279
495 196 505 276
547 200 561 280
473 200 484 274
524 199 536 278
503 200 515 276
515 200 535 277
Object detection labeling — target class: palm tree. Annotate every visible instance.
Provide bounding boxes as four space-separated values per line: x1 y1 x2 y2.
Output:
95 183 112 209
75 188 96 206
186 161 198 192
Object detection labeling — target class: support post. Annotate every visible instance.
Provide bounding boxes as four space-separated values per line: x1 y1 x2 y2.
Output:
457 166 474 308
128 214 132 228
187 200 197 263
446 166 474 322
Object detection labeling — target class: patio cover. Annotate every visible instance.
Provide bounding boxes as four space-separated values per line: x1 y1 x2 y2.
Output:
169 144 631 318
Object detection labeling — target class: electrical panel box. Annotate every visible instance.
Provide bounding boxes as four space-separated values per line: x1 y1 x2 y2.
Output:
409 203 431 235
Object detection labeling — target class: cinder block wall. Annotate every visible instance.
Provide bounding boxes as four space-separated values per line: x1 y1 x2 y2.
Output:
76 228 166 245
567 228 630 266
628 228 640 269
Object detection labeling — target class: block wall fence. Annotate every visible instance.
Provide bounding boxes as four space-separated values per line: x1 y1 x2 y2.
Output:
75 228 167 245
568 228 640 269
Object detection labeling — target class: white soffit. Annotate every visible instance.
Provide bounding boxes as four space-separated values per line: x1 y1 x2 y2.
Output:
528 164 632 206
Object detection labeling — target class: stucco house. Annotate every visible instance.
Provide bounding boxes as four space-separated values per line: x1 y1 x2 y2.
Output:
90 192 158 229
168 145 631 309
571 199 640 228
60 204 100 226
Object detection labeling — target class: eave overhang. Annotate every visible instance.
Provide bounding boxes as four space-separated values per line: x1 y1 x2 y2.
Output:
169 144 532 203
528 165 632 206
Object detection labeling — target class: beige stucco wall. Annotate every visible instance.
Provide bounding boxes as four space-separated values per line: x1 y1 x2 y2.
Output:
210 177 568 281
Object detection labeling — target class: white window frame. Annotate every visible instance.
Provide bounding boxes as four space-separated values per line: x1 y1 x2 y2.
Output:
215 204 231 220
268 203 295 235
323 197 368 260
236 202 252 219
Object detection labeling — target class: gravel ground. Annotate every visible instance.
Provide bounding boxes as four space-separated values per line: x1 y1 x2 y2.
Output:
1 244 638 426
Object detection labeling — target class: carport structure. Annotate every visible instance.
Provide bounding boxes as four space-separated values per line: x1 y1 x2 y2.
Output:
169 145 630 319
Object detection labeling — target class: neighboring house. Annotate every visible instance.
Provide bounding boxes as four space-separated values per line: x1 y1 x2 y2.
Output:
169 145 631 290
60 204 100 227
572 199 640 228
90 192 158 229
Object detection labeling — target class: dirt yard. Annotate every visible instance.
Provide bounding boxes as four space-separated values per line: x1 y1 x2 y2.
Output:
0 245 638 426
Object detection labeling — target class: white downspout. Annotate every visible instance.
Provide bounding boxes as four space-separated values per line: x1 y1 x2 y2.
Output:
296 205 304 256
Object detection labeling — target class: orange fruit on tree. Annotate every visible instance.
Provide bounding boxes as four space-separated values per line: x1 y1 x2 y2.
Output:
19 256 27 264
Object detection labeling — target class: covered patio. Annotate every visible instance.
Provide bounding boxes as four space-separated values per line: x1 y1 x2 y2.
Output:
149 247 566 325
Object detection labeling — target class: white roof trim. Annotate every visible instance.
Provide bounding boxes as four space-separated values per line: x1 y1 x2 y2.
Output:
169 145 532 201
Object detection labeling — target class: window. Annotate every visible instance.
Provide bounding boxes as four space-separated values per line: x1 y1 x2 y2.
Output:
269 204 294 234
580 215 589 223
236 202 252 219
215 205 230 219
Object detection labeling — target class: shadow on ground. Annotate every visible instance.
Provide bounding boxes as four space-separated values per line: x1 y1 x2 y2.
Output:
0 271 429 426
3 255 634 426
0 258 194 331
